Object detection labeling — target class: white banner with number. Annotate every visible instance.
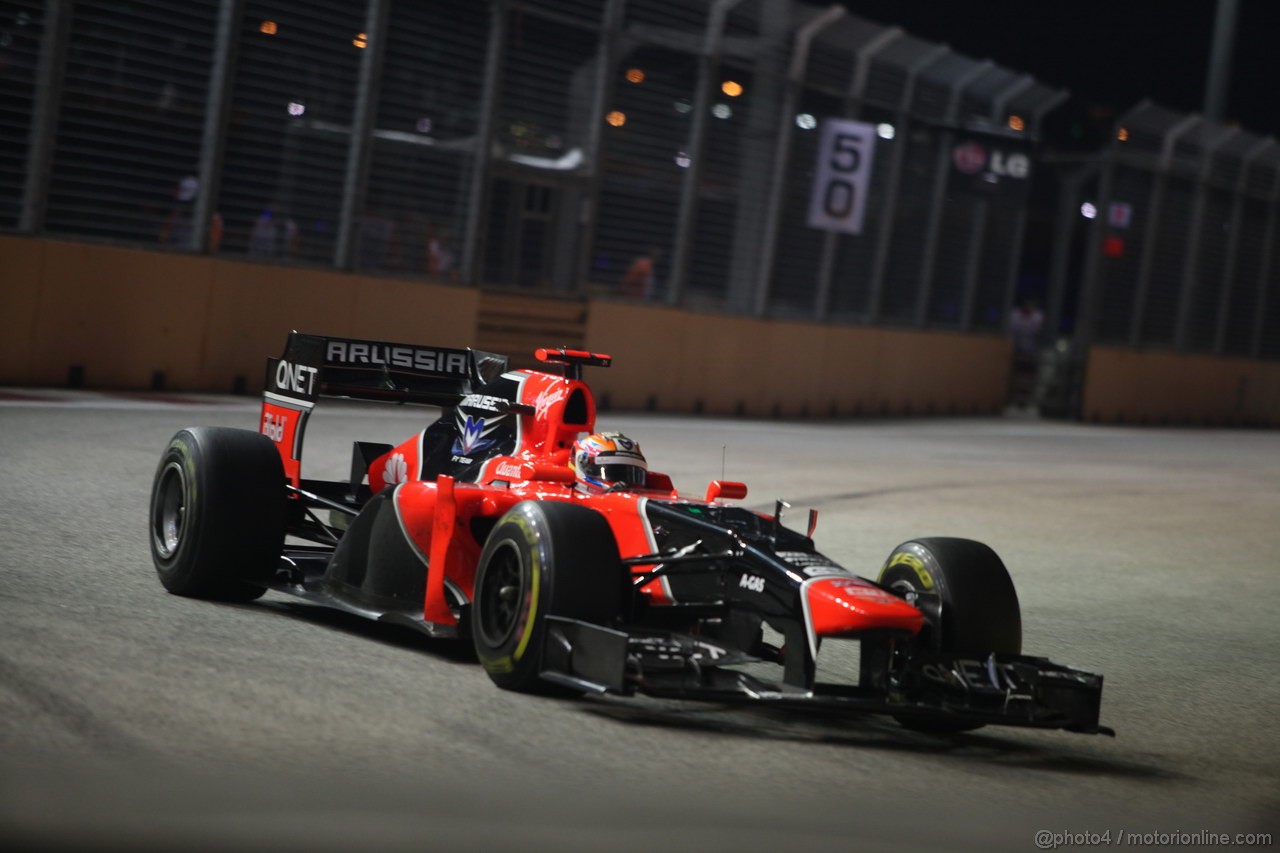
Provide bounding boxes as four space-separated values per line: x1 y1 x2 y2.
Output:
807 119 877 235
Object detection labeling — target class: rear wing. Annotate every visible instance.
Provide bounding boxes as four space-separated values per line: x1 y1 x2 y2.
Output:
261 331 509 483
265 331 508 408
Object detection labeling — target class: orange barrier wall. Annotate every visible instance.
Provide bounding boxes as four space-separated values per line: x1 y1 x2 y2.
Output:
9 236 1277 425
1 236 1011 415
0 236 479 392
1084 346 1280 426
583 301 1012 417
0 234 46 383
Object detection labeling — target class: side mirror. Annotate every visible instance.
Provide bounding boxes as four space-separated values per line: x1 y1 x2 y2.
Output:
705 480 748 503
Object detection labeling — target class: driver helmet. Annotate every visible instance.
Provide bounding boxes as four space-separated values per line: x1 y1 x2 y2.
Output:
572 432 647 491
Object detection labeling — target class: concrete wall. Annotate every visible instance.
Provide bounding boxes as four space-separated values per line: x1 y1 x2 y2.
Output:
1084 346 1280 427
25 235 1275 428
1 236 479 392
582 301 1011 418
1 237 1014 414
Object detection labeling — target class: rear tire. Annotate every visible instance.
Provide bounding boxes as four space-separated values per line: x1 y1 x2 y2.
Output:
149 427 287 601
472 501 625 693
879 537 1022 732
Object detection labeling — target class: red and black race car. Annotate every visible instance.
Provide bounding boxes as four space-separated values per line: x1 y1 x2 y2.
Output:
149 332 1111 735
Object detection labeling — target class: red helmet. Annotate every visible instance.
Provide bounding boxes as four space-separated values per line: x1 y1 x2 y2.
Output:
572 432 647 491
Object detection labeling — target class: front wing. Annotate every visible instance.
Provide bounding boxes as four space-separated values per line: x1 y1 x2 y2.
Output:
540 617 1113 736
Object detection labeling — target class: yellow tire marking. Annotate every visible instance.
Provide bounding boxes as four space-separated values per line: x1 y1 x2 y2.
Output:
881 550 935 590
510 514 541 664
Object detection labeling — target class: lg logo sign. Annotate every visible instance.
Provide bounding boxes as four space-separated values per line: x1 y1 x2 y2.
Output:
952 140 1030 180
989 150 1030 179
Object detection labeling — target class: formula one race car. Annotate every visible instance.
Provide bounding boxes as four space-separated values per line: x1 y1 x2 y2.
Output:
149 332 1111 736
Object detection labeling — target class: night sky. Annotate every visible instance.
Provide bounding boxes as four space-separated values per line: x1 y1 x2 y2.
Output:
840 0 1279 139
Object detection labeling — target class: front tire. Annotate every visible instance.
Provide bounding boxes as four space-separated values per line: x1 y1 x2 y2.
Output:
879 537 1022 732
472 501 625 693
149 427 286 601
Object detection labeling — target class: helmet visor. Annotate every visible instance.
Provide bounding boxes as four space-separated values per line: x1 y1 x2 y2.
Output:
598 464 647 487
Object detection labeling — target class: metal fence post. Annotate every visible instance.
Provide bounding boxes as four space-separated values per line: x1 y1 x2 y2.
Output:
1212 137 1273 354
19 0 73 235
460 0 508 285
191 0 244 254
1249 166 1280 358
724 0 789 313
1076 151 1117 350
1045 159 1099 339
913 60 991 328
571 0 626 294
998 87 1066 332
863 43 946 324
957 74 1034 331
811 25 903 322
1127 113 1201 346
1173 126 1238 350
667 0 742 306
335 0 391 271
752 4 846 318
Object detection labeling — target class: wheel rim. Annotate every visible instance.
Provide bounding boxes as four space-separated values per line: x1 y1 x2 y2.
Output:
889 577 939 610
477 541 525 647
887 575 941 648
888 578 919 602
153 460 187 560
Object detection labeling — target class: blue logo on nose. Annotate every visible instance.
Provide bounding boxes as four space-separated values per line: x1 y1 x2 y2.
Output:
452 414 498 456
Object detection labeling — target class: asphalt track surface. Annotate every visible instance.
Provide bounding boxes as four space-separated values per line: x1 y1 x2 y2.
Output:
1 389 1277 852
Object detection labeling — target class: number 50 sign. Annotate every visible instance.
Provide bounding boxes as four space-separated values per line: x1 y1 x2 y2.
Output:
807 119 877 235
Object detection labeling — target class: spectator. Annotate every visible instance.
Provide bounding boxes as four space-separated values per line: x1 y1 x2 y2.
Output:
1010 298 1044 355
1008 298 1044 410
249 208 278 257
621 247 661 301
426 225 456 279
159 174 222 252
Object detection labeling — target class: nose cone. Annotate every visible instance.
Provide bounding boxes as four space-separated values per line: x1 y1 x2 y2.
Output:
804 577 925 637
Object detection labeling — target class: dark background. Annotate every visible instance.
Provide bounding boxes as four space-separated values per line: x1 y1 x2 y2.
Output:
842 0 1279 142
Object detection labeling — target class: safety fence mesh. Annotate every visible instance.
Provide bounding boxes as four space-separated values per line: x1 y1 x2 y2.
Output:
6 0 1276 360
1069 100 1280 358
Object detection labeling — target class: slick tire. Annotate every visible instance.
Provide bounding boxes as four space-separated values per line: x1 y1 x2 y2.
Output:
472 501 625 694
879 537 1022 733
150 427 287 602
